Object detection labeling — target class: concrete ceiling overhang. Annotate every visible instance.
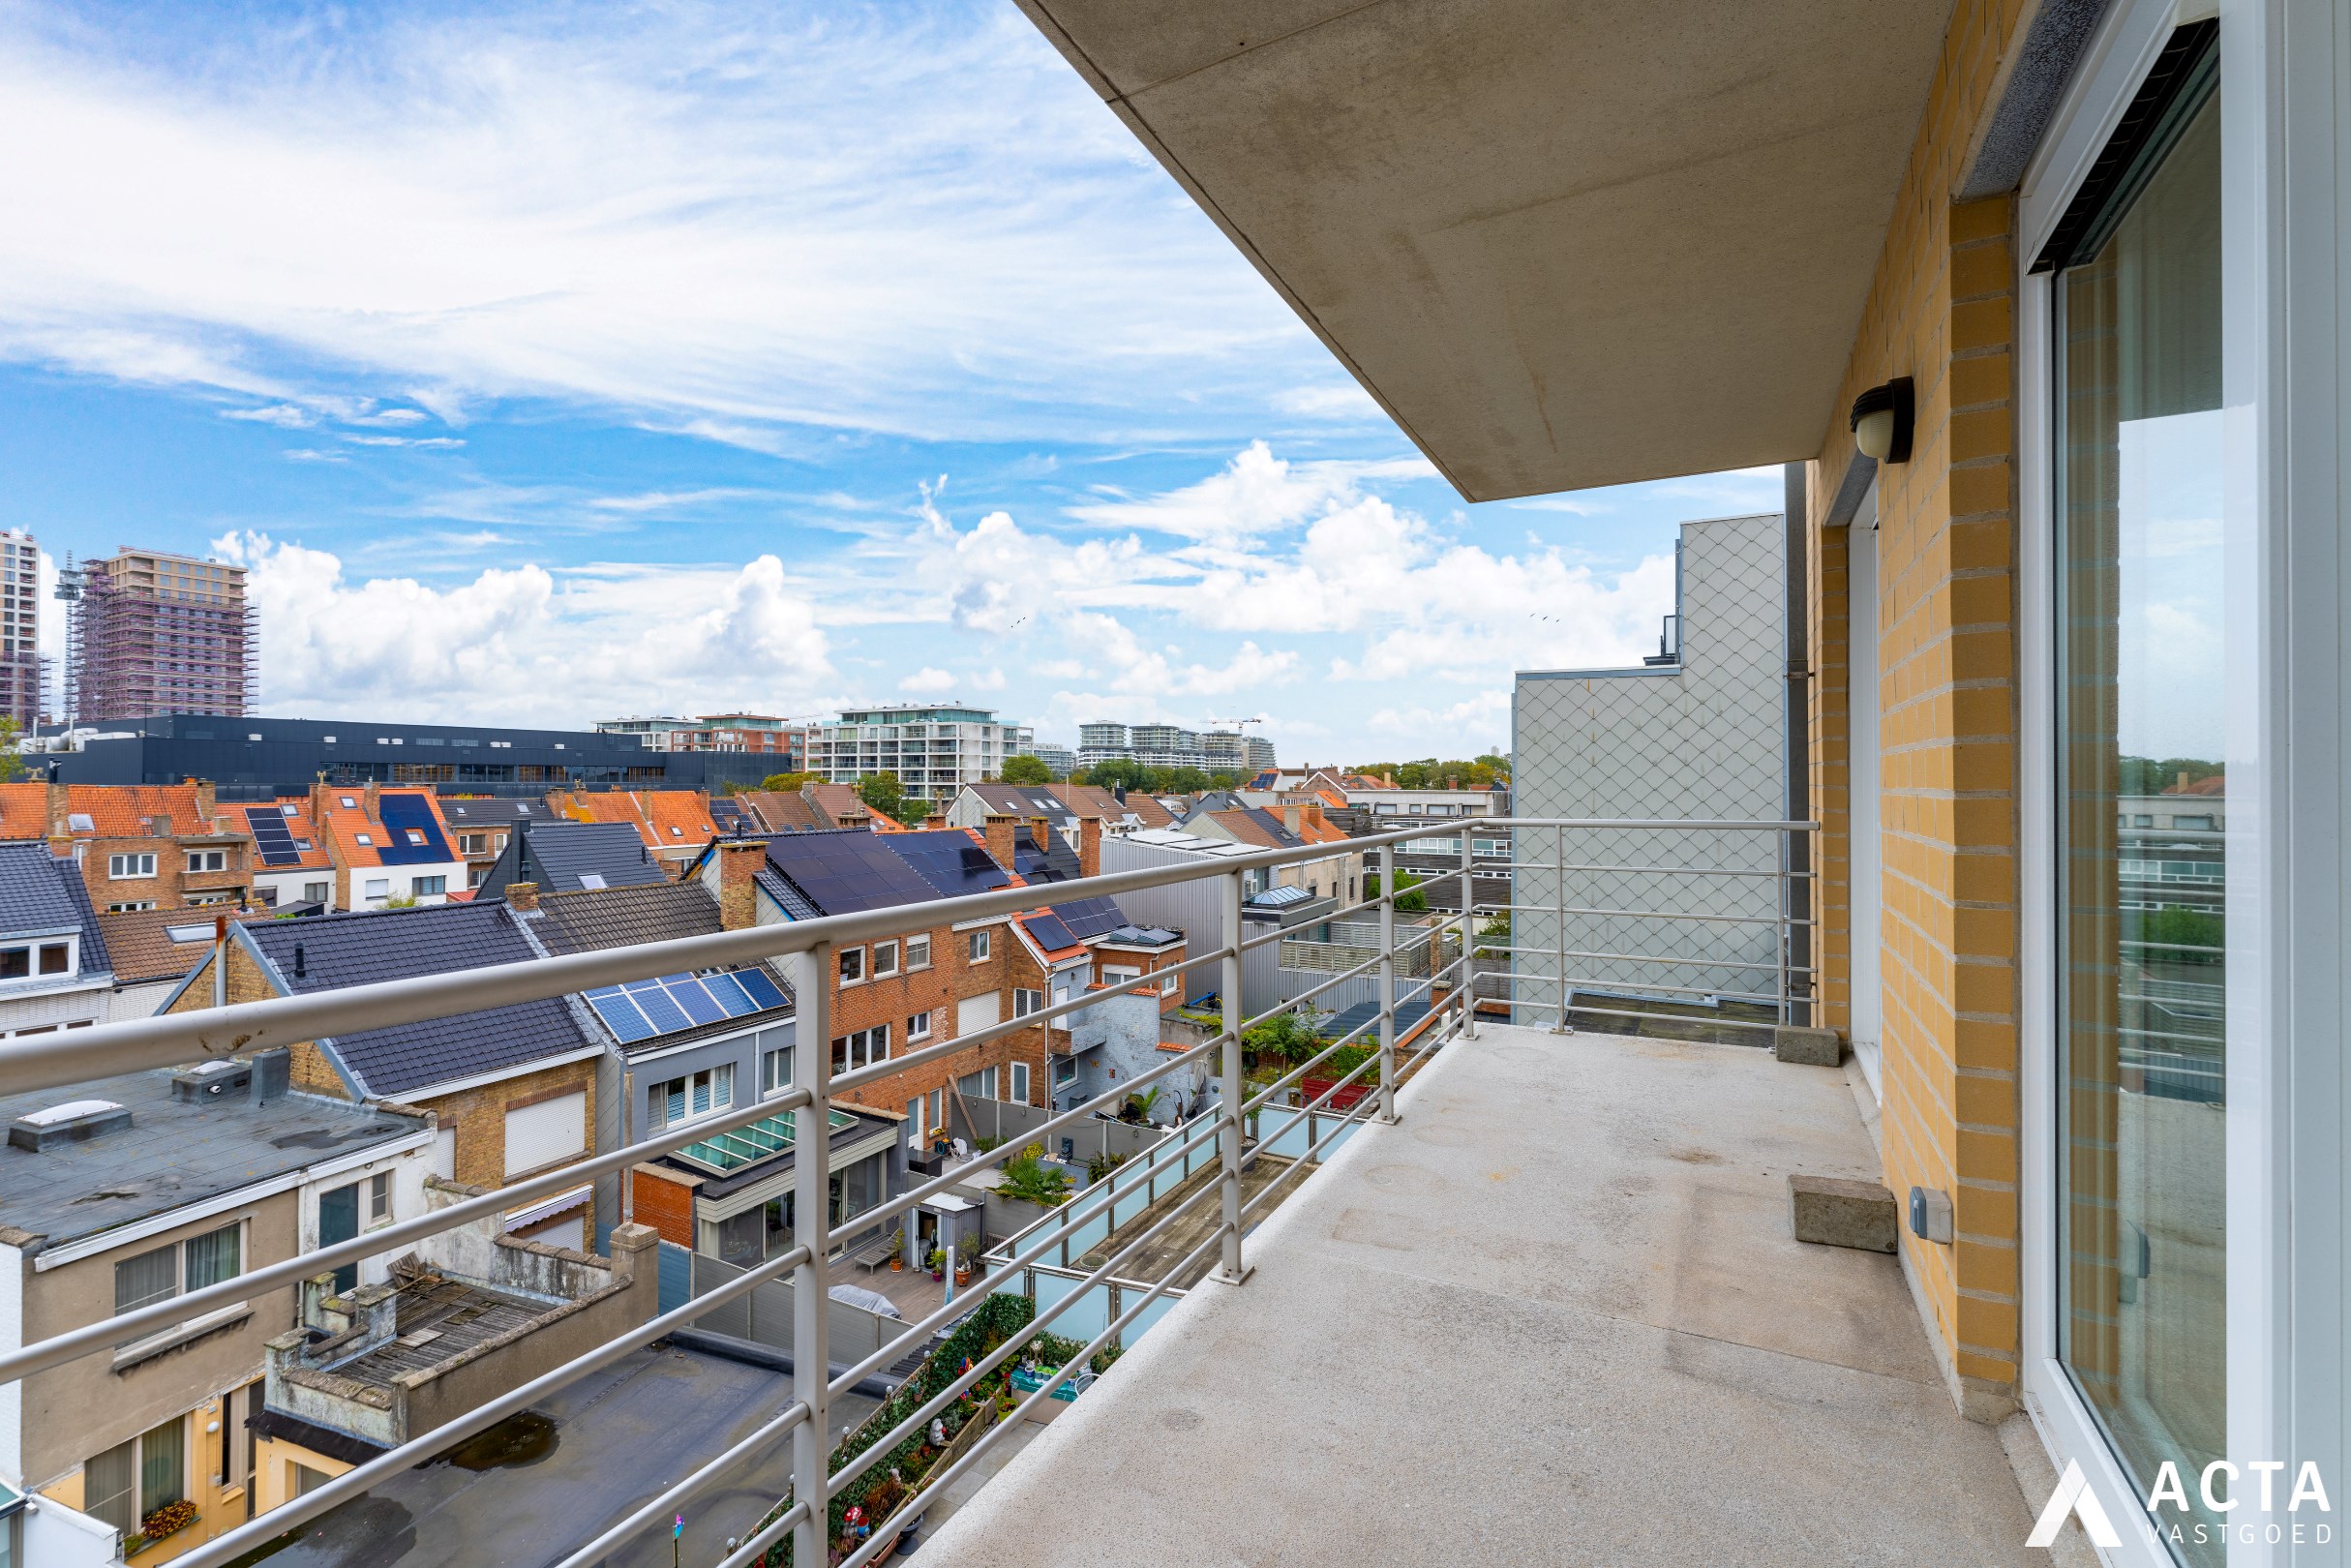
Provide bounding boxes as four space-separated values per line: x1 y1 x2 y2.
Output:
1015 0 1957 502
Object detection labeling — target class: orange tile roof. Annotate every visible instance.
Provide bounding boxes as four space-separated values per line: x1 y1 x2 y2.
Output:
0 782 223 841
636 791 719 847
557 791 657 847
1205 808 1283 850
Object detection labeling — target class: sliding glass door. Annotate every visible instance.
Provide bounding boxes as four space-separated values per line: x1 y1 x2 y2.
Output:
2052 25 2223 1558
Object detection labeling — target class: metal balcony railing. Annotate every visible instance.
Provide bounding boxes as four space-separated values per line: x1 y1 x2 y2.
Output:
0 815 1810 1568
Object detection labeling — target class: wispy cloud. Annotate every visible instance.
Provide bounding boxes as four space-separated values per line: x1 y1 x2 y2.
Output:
0 2 1319 445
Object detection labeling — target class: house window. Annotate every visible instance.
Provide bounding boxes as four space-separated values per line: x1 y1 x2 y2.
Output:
83 1415 188 1537
412 876 447 896
908 1010 933 1041
354 833 374 846
761 1046 793 1097
1160 972 1179 996
108 900 158 913
405 829 427 846
966 929 991 963
459 833 489 855
927 1087 944 1129
831 1024 890 1072
1013 988 1044 1019
303 881 332 903
112 1221 243 1334
107 852 157 879
648 1067 733 1130
839 947 864 984
1102 965 1141 985
185 850 226 873
37 942 69 975
1008 1062 1031 1103
872 940 898 977
956 1065 1000 1100
905 934 931 969
368 1171 392 1223
364 878 390 900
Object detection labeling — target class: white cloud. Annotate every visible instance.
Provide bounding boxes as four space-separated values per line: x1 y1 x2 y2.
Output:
282 447 345 464
216 530 833 724
0 4 1311 442
220 403 316 429
588 488 753 515
340 434 464 449
1069 440 1436 540
898 666 957 694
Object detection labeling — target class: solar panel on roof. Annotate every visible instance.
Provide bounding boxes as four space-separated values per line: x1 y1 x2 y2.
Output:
1052 895 1127 941
622 980 690 1035
586 988 656 1043
769 833 940 916
703 972 755 1016
737 968 789 1010
1023 913 1077 951
245 806 303 867
670 978 725 1026
377 794 453 864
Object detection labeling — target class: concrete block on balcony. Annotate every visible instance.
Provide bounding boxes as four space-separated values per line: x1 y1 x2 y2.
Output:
1773 1025 1844 1066
1791 1174 1898 1253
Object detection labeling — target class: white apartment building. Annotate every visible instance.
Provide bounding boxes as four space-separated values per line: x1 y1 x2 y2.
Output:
1075 721 1273 775
803 705 1034 804
0 530 38 732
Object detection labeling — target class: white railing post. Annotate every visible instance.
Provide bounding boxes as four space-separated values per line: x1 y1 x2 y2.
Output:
1552 824 1572 1034
1376 841 1399 1124
1214 867 1251 1284
789 942 831 1566
1460 829 1480 1040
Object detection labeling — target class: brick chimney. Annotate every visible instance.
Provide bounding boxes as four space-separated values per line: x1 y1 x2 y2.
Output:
310 776 331 828
1078 815 1101 879
924 812 948 830
1027 818 1053 857
715 840 765 931
984 813 1018 872
363 780 380 821
1282 803 1304 837
45 779 67 835
194 778 217 821
505 881 540 913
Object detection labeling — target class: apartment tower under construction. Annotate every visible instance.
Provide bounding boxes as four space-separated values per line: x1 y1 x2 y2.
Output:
62 548 256 724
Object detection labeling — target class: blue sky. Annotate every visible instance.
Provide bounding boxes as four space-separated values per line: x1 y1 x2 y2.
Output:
0 0 1782 762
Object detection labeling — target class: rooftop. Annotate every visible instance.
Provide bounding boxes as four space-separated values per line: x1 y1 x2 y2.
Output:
925 1024 2048 1565
0 1068 423 1250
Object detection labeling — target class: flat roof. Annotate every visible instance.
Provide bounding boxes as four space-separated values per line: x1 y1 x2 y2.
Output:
0 1070 425 1251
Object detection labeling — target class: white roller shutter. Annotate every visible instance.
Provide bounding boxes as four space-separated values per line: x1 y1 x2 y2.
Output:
956 991 1000 1040
432 1126 456 1180
504 1092 587 1176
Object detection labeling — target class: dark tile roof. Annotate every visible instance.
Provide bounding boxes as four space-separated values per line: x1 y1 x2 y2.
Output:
528 880 728 955
438 799 555 828
964 782 1068 817
0 1069 425 1251
0 843 105 971
754 866 821 921
242 903 596 1099
97 905 226 985
479 821 671 899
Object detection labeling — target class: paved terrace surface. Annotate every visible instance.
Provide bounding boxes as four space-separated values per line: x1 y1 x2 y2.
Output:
924 1023 2047 1566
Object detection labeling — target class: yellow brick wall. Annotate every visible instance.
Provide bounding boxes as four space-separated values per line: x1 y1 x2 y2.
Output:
1809 0 2030 1421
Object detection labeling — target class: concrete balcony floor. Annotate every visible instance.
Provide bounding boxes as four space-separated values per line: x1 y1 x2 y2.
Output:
924 1022 2047 1566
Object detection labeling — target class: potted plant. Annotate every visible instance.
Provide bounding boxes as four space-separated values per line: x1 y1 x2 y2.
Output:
889 1228 905 1271
927 1246 944 1281
953 1238 975 1286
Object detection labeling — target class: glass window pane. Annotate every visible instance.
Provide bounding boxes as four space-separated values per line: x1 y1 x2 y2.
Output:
2055 53 2224 1554
114 1246 177 1317
83 1439 136 1535
182 1223 240 1292
139 1415 185 1513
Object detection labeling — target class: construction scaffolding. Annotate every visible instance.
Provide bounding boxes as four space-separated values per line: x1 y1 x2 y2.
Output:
64 548 257 726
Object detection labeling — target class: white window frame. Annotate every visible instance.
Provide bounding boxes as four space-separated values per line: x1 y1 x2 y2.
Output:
908 1010 933 1041
2004 0 2336 1552
905 934 932 970
761 1045 793 1098
107 852 157 880
831 1024 890 1071
839 947 864 985
1008 1061 1030 1104
184 849 226 873
1012 988 1044 1019
648 1067 733 1131
872 940 899 978
967 929 991 963
110 1221 247 1362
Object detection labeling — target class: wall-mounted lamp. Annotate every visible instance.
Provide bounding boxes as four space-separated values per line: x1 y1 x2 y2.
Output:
1849 377 1914 464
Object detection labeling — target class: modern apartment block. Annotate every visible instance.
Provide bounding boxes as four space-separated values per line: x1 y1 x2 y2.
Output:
803 705 1033 805
1079 721 1272 775
63 549 255 725
0 529 39 731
